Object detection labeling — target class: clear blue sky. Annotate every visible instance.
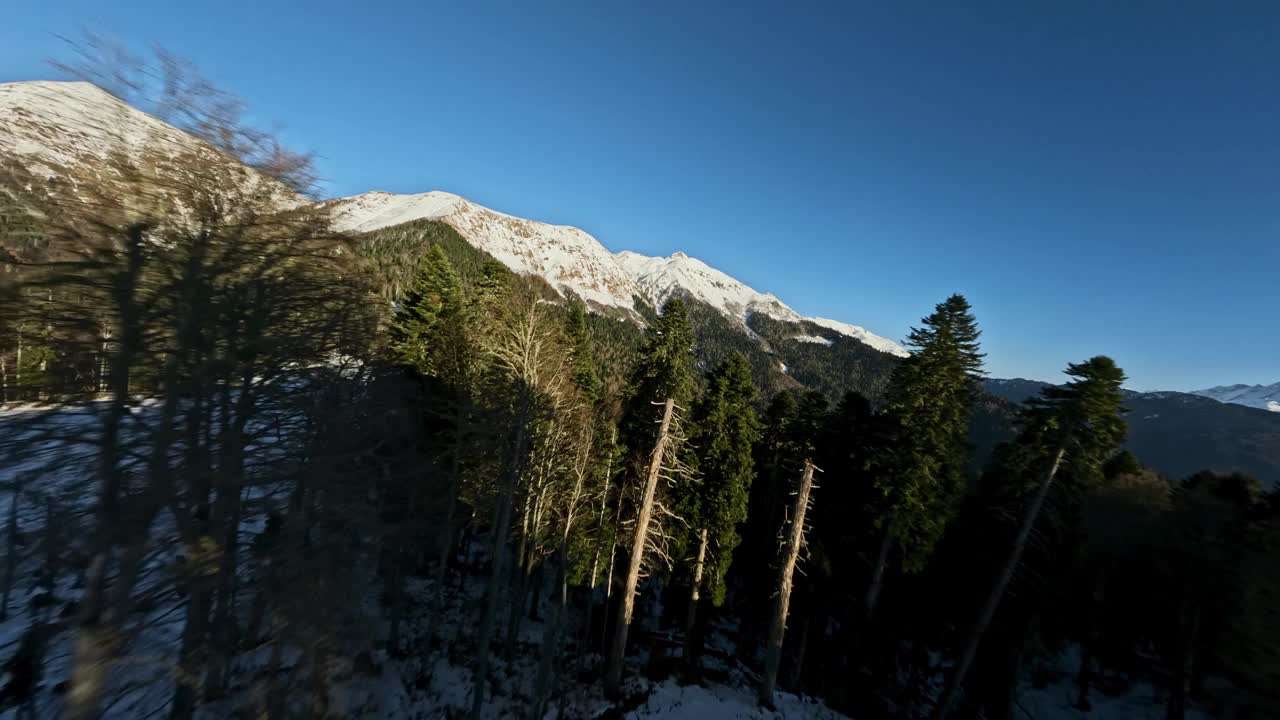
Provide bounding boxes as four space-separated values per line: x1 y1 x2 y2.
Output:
3 2 1277 391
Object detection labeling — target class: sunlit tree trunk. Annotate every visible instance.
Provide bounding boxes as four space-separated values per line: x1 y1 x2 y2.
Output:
759 459 816 708
604 398 674 698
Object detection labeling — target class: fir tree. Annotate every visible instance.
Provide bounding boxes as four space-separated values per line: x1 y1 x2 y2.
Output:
862 294 984 631
688 352 761 607
565 300 602 402
620 295 697 452
389 244 469 383
933 356 1128 720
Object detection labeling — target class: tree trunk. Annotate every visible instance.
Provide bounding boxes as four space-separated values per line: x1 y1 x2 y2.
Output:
787 610 812 689
604 398 675 699
467 387 532 720
931 445 1066 720
506 494 535 655
759 460 816 708
1167 585 1201 720
425 440 463 649
65 224 147 720
205 486 245 697
683 527 709 675
530 549 569 720
853 517 895 659
1075 567 1105 711
1 488 19 621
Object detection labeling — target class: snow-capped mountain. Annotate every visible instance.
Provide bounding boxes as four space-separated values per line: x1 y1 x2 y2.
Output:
327 190 642 312
615 250 908 357
1192 383 1280 413
325 190 906 356
1 79 905 358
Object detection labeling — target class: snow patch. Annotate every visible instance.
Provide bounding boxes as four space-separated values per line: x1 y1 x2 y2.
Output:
791 335 834 346
806 317 909 357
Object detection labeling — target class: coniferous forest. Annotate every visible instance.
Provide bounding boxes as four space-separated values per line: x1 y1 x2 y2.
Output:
1 48 1278 720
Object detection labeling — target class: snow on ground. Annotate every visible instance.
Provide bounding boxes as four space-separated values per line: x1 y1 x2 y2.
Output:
626 676 845 719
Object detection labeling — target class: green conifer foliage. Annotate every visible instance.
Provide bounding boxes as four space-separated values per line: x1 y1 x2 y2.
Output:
872 294 985 572
689 352 762 605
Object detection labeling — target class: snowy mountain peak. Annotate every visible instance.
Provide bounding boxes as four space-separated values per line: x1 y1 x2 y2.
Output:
327 190 642 312
1192 382 1280 413
615 250 908 357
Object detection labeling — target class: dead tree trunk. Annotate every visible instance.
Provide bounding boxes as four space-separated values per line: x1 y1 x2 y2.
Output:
932 445 1066 720
604 398 675 699
682 527 709 674
759 459 816 708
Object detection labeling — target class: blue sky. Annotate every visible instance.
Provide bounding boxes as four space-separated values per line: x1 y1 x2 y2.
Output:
3 2 1277 391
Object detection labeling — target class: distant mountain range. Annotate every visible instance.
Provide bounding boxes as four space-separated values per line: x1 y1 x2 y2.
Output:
1192 382 1280 413
984 378 1280 486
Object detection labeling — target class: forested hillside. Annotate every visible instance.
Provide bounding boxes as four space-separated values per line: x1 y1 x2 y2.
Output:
1 59 1278 720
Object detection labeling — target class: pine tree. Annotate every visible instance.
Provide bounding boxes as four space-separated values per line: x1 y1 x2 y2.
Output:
604 296 698 696
689 352 760 606
682 353 761 670
389 243 469 383
566 300 602 402
621 296 697 446
863 295 984 627
933 356 1127 720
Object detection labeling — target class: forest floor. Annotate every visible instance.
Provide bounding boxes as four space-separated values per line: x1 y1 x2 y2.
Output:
0 402 1223 718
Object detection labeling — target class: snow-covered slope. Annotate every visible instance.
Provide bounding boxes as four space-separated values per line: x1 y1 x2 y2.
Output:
0 80 298 205
0 81 192 170
2 79 905 358
328 190 643 313
616 250 804 324
805 316 910 358
1192 382 1280 413
616 250 908 357
328 193 908 357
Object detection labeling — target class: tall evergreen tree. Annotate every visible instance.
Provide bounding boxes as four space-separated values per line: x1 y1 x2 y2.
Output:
622 296 696 439
933 356 1128 720
565 300 602 402
389 243 469 383
863 294 984 627
681 353 762 670
688 352 760 607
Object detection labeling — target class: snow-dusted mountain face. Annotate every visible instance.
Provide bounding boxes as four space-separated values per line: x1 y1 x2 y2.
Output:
325 190 907 356
615 250 908 357
327 191 642 313
0 81 193 172
1192 383 1280 413
2 79 905 358
0 80 297 206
